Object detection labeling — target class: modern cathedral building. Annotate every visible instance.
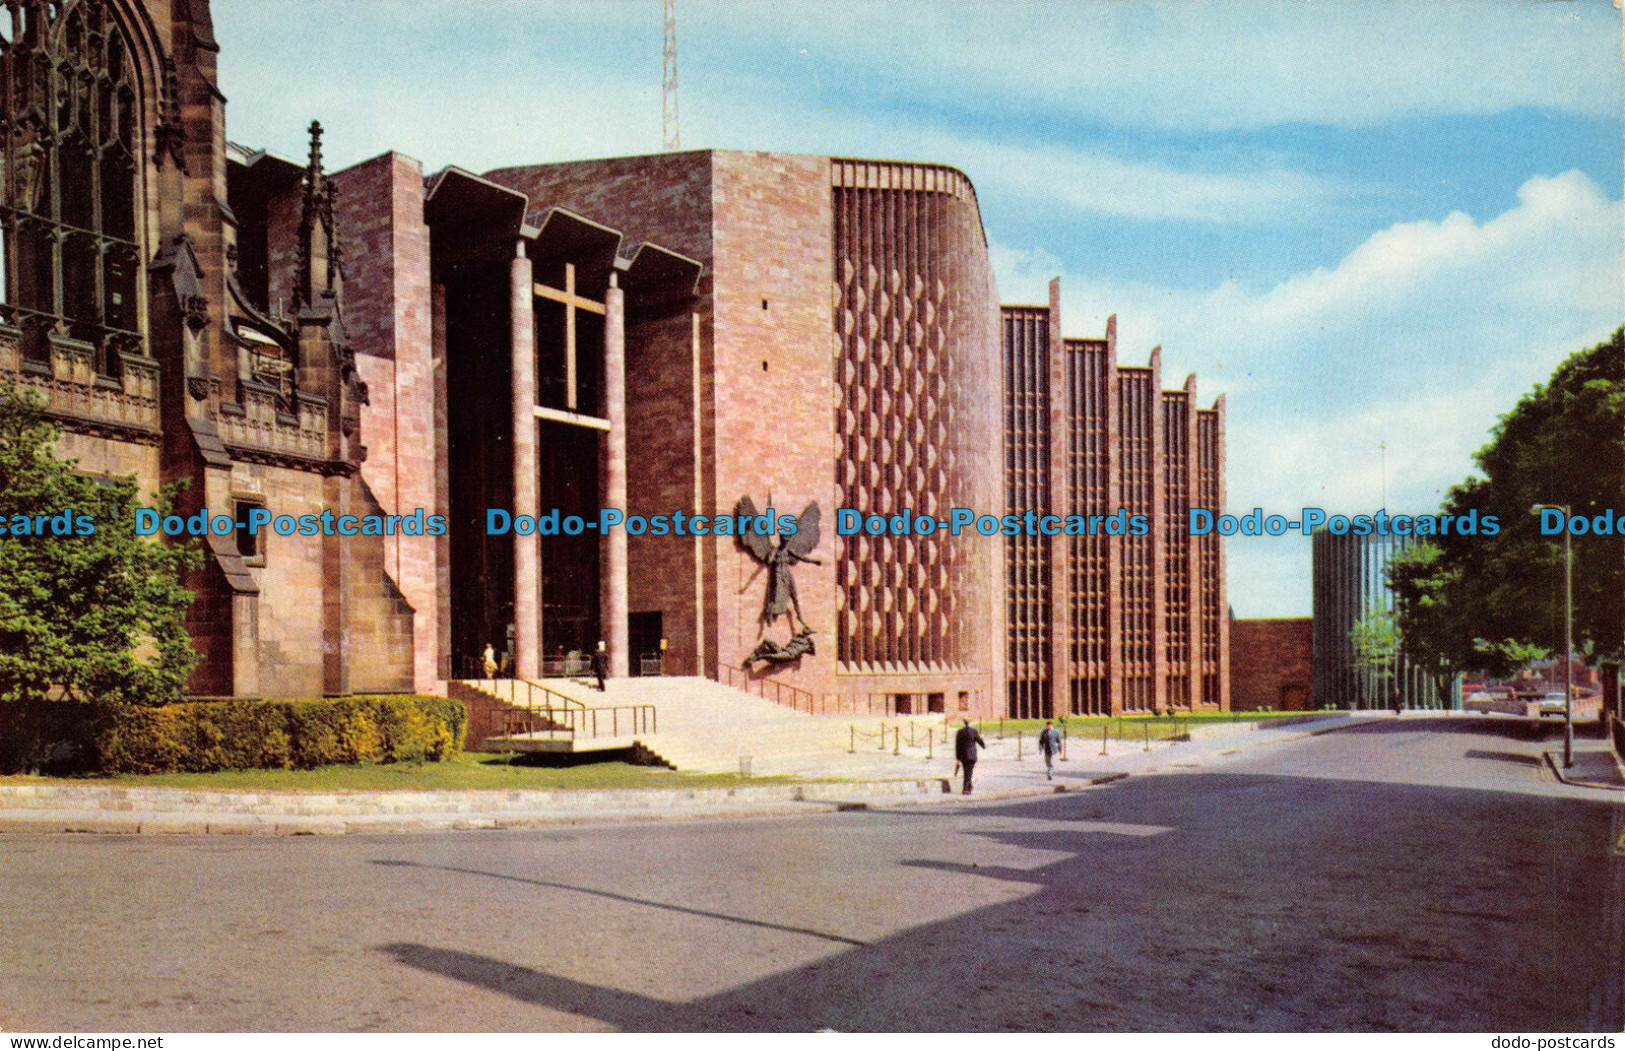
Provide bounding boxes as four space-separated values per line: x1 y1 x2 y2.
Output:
4 0 1227 718
1001 289 1228 719
348 151 1007 716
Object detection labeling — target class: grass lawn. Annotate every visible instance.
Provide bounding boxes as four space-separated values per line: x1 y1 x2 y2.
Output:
0 752 803 793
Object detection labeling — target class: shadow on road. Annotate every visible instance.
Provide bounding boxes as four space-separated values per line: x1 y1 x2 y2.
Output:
370 859 865 946
376 769 1623 1032
1314 716 1602 742
1461 749 1545 767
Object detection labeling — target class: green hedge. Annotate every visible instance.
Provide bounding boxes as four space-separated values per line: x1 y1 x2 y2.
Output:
0 695 467 775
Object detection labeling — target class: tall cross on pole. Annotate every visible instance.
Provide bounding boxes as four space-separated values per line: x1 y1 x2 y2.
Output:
533 262 607 412
663 0 680 150
1379 440 1387 511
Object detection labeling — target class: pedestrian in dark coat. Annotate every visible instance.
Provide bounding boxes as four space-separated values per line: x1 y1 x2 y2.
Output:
954 719 986 795
1038 720 1062 780
592 641 608 691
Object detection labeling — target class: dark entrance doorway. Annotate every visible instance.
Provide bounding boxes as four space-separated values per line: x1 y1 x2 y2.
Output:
444 265 513 675
538 419 601 662
630 611 663 677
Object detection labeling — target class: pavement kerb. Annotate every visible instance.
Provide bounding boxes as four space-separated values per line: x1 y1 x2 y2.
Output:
0 771 1157 836
0 776 949 812
0 804 852 836
0 777 953 835
1542 749 1625 792
865 771 1134 811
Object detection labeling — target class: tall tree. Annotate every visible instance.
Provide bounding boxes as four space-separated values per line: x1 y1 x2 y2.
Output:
1390 328 1624 677
1349 605 1402 708
0 386 200 703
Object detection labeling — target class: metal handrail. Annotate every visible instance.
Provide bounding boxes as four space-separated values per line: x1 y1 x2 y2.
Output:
715 661 819 714
496 700 658 741
492 703 659 741
519 678 588 711
455 678 655 740
541 654 595 679
458 676 580 714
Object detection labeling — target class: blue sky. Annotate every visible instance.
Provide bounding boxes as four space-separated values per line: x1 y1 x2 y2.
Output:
212 0 1624 616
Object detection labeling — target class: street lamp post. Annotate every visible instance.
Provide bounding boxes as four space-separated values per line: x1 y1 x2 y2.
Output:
1531 503 1574 769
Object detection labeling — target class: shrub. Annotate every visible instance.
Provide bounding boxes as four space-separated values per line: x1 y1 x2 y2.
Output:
0 384 202 705
0 695 468 775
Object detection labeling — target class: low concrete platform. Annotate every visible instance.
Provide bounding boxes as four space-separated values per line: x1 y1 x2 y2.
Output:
481 732 639 754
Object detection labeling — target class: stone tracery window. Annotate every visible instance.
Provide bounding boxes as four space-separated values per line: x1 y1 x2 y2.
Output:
239 321 297 412
0 0 142 372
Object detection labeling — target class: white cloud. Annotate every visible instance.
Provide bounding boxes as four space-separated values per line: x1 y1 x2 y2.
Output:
900 132 1344 225
994 170 1624 616
673 0 1621 132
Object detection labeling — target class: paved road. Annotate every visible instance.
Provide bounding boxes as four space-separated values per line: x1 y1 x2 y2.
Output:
1 716 1620 1032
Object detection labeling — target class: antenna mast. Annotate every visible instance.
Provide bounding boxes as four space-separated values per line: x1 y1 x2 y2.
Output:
662 0 680 150
1379 440 1387 511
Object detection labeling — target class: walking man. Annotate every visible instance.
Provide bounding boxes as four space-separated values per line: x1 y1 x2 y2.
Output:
954 718 986 795
592 640 608 691
1038 719 1061 780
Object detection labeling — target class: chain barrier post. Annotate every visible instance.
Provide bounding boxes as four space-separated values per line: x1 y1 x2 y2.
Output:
850 725 855 753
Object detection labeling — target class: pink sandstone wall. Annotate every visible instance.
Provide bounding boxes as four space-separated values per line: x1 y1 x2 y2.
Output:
707 151 839 698
333 152 439 689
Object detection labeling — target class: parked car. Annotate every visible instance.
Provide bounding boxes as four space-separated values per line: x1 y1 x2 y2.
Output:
1537 692 1570 718
1464 691 1523 715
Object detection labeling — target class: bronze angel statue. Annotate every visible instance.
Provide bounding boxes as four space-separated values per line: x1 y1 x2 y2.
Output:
734 496 821 634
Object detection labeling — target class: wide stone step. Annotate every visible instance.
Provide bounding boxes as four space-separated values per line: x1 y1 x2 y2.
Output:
458 676 964 776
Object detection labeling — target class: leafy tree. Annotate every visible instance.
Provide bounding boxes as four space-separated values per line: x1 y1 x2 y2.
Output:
1349 605 1401 707
0 385 200 703
1389 328 1624 677
1350 606 1400 671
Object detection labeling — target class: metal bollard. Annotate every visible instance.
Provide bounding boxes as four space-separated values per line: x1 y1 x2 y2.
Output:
1101 725 1109 755
879 722 886 750
928 732 933 760
893 726 901 756
850 725 856 754
1017 731 1023 761
1143 723 1150 751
